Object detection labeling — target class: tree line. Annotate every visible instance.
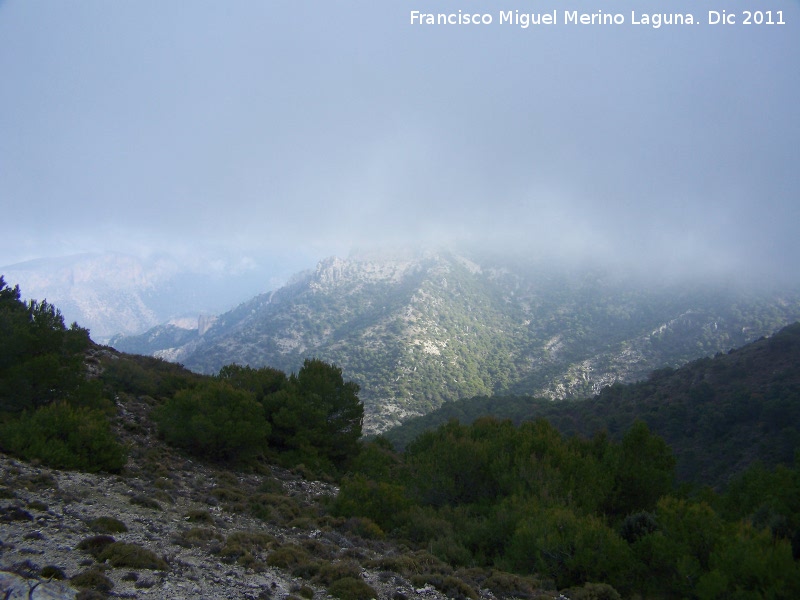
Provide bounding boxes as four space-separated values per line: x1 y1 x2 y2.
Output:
335 417 800 598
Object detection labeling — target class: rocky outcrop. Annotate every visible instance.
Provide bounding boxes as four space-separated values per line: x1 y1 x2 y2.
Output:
0 571 77 600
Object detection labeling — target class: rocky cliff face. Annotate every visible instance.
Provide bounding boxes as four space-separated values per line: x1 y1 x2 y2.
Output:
112 250 800 434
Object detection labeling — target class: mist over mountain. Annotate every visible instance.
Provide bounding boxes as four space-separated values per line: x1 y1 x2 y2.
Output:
110 248 800 433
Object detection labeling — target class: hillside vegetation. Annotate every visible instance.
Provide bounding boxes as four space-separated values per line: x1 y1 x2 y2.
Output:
385 322 800 490
111 250 800 433
2 275 800 599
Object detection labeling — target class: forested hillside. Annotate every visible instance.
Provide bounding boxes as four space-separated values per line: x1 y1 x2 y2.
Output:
0 275 363 476
3 276 800 599
385 322 800 489
111 250 800 433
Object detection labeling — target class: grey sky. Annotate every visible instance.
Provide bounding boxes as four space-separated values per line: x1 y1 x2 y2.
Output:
1 0 798 282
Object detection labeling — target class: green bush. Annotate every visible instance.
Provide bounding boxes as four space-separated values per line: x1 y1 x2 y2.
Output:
0 402 127 473
568 582 622 600
130 494 162 510
410 574 478 600
71 569 114 592
365 550 452 577
502 508 631 589
40 565 67 580
216 531 276 564
481 571 543 598
77 535 117 558
266 544 311 569
315 560 362 585
153 381 270 461
172 527 223 548
88 516 128 534
0 279 97 414
619 511 658 544
98 541 168 570
340 516 385 540
248 492 301 523
327 577 377 600
184 509 214 524
333 474 411 531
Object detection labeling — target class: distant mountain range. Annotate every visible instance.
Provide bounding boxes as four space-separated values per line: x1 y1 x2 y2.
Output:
110 249 800 433
0 252 293 343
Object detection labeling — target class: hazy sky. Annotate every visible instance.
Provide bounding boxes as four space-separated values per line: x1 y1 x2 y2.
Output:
2 0 799 281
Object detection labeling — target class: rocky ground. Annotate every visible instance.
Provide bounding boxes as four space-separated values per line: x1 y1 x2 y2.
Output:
0 394 565 600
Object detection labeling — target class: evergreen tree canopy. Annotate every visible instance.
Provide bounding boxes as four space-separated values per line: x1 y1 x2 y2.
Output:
213 359 363 472
0 276 125 472
0 276 96 412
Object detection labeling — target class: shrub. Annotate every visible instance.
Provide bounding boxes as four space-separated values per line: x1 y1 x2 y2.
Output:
291 560 323 580
77 535 117 558
294 585 314 599
333 474 410 531
210 485 246 503
153 381 270 461
315 560 362 585
216 531 275 564
71 569 114 592
130 494 161 510
619 511 658 544
568 582 622 600
266 544 311 569
249 492 301 523
410 574 478 600
327 577 377 600
430 535 473 568
0 505 33 521
502 508 631 589
172 527 223 548
481 571 543 598
17 471 58 491
365 551 452 577
0 402 127 473
184 509 214 524
98 542 168 570
340 517 385 540
88 516 128 534
40 565 67 580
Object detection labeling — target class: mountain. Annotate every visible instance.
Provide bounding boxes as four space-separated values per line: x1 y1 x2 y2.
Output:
0 252 289 343
385 321 800 489
111 249 800 433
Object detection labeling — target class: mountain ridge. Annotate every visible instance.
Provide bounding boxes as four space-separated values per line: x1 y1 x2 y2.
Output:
110 250 800 433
